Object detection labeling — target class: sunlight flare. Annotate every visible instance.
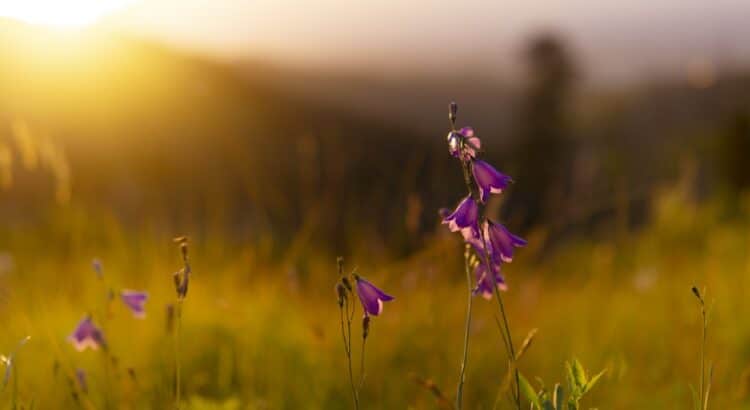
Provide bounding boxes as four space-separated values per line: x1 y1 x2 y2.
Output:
0 0 133 28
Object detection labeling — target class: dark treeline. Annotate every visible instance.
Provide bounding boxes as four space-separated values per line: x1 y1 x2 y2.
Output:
1 21 749 259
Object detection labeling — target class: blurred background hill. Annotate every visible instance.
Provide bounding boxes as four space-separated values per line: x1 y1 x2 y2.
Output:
1 14 749 262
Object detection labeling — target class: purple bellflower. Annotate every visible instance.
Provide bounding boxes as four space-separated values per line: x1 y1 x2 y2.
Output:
442 195 479 234
68 316 106 351
120 290 149 319
472 160 512 203
354 275 394 317
442 102 526 298
447 126 482 160
474 263 507 299
485 220 527 263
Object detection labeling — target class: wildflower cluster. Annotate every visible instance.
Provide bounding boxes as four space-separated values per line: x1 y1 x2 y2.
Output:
443 102 526 409
68 260 149 352
442 102 527 298
335 257 393 409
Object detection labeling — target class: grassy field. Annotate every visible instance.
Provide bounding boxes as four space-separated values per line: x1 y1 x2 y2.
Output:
0 185 748 409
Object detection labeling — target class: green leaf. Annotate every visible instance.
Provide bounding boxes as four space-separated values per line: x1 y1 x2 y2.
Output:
571 359 587 388
582 369 606 394
553 384 564 410
689 384 700 410
565 361 581 399
519 373 542 409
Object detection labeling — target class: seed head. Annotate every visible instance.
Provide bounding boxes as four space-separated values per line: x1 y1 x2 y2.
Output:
336 282 347 307
692 286 703 302
337 256 344 276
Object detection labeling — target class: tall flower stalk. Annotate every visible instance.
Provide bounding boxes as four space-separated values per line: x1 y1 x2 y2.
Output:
336 258 359 409
443 102 526 409
172 237 191 410
692 286 713 410
455 243 474 409
336 258 393 410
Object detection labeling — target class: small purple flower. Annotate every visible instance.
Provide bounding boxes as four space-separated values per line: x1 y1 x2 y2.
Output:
354 275 394 316
474 263 507 300
459 127 481 159
75 368 88 392
460 225 484 253
442 195 479 234
68 316 106 352
120 290 149 319
92 258 103 279
485 220 527 263
472 160 512 203
447 127 482 160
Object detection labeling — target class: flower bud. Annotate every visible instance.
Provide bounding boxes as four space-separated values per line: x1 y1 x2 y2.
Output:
173 271 182 295
362 315 371 339
336 282 347 307
341 276 352 292
449 101 458 125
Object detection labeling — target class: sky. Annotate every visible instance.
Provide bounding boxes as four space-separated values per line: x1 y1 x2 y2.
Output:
10 0 750 82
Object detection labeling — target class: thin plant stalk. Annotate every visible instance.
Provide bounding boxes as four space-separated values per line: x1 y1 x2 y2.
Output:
174 299 183 410
479 225 520 409
339 292 359 410
700 301 705 410
172 237 190 410
460 155 521 409
358 336 367 391
11 361 17 410
692 286 711 410
456 243 474 410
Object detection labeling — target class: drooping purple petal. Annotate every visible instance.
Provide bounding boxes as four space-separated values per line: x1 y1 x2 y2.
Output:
461 226 484 253
459 127 481 159
442 195 479 233
355 276 394 316
472 160 512 203
68 317 106 352
473 263 507 300
120 290 149 319
486 220 527 262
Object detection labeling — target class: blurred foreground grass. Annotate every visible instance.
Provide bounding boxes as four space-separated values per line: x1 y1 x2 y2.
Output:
1 187 750 409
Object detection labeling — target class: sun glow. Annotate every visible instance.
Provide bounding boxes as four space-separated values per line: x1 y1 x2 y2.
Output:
0 0 133 28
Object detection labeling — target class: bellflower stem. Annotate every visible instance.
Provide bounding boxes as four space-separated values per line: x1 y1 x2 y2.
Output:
340 294 359 410
358 336 367 391
479 221 520 409
456 243 474 410
463 155 521 410
174 299 183 409
446 103 523 410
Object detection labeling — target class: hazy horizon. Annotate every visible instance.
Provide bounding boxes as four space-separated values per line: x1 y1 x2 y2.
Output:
101 0 750 84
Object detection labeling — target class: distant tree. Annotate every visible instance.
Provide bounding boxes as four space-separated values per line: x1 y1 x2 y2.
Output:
509 32 577 231
717 110 750 195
